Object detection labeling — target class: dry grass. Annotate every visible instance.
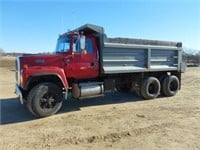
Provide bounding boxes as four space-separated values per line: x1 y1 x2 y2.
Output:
0 56 16 69
0 56 200 150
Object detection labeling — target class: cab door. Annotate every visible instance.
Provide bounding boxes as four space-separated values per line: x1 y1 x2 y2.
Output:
65 36 99 79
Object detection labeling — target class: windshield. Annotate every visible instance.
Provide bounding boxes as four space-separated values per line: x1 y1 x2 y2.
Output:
55 36 70 53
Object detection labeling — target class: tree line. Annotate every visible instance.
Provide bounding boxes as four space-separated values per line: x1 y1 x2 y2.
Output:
183 51 200 67
0 47 199 67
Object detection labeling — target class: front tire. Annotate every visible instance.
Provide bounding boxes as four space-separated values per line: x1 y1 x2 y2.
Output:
27 82 63 117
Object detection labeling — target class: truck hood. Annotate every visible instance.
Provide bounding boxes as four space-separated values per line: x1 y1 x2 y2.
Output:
18 54 64 68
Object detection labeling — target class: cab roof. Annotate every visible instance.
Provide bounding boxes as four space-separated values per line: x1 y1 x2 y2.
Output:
72 24 104 34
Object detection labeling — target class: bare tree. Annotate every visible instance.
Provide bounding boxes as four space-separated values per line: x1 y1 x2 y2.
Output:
183 48 200 67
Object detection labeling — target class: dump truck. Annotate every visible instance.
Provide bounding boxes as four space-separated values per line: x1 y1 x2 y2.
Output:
15 24 185 117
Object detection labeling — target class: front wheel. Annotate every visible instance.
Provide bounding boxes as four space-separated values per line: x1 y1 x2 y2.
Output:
27 82 64 117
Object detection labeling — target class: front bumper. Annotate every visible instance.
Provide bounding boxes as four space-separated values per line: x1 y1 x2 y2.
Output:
15 84 23 104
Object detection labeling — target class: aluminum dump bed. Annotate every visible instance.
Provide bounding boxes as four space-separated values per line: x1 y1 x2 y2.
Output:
72 24 183 74
102 41 182 74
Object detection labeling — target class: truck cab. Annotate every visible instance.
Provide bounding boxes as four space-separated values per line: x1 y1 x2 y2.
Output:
55 33 99 79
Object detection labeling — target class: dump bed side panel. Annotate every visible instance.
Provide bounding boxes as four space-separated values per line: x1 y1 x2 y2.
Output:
102 43 181 74
150 49 178 69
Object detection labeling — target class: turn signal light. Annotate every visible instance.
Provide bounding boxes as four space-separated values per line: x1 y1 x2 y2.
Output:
23 64 28 69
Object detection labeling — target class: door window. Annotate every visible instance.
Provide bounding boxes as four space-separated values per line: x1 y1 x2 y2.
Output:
73 37 94 54
85 39 94 53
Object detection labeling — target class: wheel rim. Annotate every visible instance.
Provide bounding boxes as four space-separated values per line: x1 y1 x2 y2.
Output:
169 80 178 92
148 82 158 95
39 93 57 109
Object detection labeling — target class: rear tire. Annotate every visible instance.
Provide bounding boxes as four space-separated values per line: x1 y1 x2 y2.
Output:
140 77 160 99
162 75 179 97
27 82 63 117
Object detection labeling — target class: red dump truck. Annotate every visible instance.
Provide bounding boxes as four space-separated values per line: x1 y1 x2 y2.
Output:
15 24 185 117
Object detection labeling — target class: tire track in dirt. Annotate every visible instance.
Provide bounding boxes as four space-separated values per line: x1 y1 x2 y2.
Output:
40 123 172 148
158 106 200 115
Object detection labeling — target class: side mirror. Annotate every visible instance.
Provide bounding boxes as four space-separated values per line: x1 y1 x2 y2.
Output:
80 35 85 50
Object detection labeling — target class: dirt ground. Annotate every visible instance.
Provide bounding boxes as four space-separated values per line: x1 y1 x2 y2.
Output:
0 57 200 150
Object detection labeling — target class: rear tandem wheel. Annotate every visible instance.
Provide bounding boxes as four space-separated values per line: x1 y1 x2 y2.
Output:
140 77 161 99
